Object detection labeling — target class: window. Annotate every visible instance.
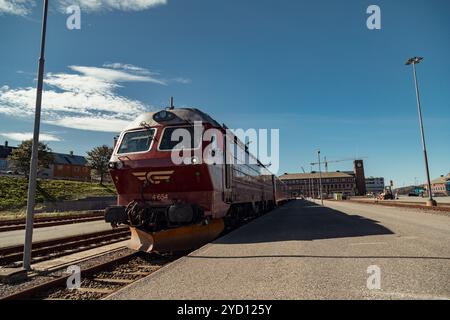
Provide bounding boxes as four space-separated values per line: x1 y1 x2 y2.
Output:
159 126 202 150
118 129 156 154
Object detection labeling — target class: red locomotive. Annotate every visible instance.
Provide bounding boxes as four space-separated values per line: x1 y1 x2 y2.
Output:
105 105 288 253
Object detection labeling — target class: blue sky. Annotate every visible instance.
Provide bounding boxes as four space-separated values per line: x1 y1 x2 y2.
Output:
0 0 449 186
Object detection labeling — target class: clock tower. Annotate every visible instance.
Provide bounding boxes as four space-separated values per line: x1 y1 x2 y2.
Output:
354 160 366 196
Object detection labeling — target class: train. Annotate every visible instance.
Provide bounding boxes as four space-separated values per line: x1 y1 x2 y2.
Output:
105 105 289 253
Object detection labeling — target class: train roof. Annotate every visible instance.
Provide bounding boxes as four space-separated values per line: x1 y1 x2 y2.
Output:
123 107 278 175
124 108 221 130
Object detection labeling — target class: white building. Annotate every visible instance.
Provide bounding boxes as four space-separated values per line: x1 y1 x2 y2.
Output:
365 177 385 194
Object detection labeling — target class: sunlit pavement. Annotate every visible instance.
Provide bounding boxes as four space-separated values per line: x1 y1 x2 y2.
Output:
107 199 450 300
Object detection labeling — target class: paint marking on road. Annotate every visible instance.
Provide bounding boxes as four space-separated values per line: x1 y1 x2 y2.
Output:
398 236 418 240
349 242 388 246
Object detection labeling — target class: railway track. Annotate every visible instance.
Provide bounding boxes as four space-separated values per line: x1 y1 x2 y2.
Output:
0 250 181 300
0 228 131 267
0 206 275 300
0 211 105 232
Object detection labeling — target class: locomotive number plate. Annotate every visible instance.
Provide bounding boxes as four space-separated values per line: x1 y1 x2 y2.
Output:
151 193 169 201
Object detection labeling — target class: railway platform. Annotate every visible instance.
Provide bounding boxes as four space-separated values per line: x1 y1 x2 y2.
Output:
107 199 450 299
105 199 450 300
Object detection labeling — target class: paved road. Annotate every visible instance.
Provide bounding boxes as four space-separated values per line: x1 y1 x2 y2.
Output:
396 195 450 203
108 200 450 300
350 195 450 204
0 220 113 248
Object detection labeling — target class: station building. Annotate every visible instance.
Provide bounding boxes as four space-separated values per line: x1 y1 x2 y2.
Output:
279 171 356 198
279 160 367 198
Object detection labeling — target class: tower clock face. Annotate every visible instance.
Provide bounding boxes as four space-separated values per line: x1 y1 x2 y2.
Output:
357 162 362 168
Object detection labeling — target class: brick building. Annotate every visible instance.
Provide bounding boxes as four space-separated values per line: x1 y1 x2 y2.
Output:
1 141 90 181
279 171 356 198
46 152 91 181
279 160 367 198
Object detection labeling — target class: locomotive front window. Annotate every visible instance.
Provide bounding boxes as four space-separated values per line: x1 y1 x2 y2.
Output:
159 126 202 150
117 129 156 154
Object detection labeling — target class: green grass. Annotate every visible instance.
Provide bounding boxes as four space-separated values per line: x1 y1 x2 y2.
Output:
0 176 116 211
0 209 101 221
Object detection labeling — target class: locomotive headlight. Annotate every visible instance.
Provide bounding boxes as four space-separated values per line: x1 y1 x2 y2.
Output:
116 161 124 169
191 156 199 164
108 161 124 169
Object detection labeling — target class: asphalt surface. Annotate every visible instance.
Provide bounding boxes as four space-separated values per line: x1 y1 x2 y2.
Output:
350 195 450 204
0 220 113 248
108 200 450 300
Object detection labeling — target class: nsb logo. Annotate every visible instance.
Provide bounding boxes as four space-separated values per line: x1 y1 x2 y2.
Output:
132 171 175 184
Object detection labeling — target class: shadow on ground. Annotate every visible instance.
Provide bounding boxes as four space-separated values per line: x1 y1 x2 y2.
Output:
215 199 394 245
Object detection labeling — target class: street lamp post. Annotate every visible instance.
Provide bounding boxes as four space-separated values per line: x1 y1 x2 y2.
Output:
318 150 324 206
405 57 436 207
23 0 49 270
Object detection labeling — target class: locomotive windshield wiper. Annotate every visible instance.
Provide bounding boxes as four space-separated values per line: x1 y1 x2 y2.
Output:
117 155 131 161
138 121 159 144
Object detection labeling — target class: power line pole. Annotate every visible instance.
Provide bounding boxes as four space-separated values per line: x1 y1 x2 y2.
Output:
405 57 436 207
23 0 49 271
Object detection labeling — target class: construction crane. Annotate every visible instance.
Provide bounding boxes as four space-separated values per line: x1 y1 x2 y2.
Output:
310 157 368 172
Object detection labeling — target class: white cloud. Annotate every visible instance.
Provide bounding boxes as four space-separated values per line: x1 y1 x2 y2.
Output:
0 63 190 132
47 116 131 133
171 77 192 84
58 0 167 12
0 132 62 142
0 0 34 16
0 0 166 16
69 65 167 85
0 64 160 132
103 63 155 75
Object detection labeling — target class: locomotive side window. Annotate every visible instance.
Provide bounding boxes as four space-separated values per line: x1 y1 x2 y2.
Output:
117 129 156 154
159 126 202 150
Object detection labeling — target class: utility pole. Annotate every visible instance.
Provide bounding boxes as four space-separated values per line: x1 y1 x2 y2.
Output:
318 150 324 206
405 57 436 207
23 0 49 271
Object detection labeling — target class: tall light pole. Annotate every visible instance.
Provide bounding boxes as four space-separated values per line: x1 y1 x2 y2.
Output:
318 150 324 206
405 57 436 207
23 0 49 270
